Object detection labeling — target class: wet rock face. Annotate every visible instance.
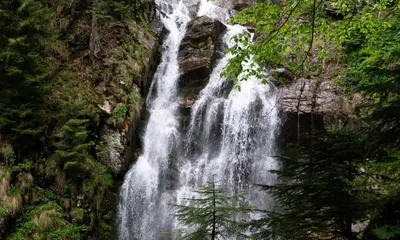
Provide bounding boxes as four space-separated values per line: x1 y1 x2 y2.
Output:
183 0 201 18
178 16 226 101
99 104 142 176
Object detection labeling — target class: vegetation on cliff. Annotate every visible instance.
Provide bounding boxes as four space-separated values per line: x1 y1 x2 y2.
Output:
0 0 156 238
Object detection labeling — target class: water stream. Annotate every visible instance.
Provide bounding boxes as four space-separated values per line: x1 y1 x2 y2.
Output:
118 0 279 238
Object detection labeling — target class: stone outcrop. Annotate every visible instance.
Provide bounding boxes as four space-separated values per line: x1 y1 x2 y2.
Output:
178 16 226 103
279 78 356 143
281 78 353 115
176 16 226 131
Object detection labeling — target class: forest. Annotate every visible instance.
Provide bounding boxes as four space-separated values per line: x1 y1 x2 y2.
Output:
0 0 399 239
0 0 156 238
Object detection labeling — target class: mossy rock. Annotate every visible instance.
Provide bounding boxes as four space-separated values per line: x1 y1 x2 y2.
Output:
70 207 85 224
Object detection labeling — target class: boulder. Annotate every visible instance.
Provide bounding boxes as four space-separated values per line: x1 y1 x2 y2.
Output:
177 16 226 132
178 16 226 100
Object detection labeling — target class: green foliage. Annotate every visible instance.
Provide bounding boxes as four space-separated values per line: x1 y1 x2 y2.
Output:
0 209 7 218
8 185 22 197
91 0 153 24
8 201 82 240
253 125 399 240
129 88 141 106
225 0 400 84
70 208 85 224
341 17 400 102
372 225 400 239
43 189 59 201
224 2 400 238
52 119 92 166
251 132 367 239
50 118 113 211
342 15 400 235
0 0 151 238
7 152 16 162
63 161 88 182
114 104 128 120
110 104 128 126
172 181 248 240
51 70 100 123
0 0 56 150
10 161 33 172
225 0 325 82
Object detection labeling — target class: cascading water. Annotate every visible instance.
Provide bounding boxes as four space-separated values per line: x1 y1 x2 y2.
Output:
178 24 279 208
118 1 190 239
118 0 280 238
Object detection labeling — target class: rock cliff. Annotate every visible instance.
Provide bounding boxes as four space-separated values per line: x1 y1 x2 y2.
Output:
98 21 160 176
279 77 357 143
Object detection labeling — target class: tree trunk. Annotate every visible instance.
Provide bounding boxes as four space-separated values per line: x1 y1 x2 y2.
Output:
211 181 216 240
90 0 101 60
343 220 357 240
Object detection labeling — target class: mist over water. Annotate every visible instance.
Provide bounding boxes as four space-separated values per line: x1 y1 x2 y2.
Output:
118 0 280 239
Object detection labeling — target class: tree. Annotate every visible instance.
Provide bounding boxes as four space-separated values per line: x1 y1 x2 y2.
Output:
247 132 367 240
0 0 56 153
225 0 400 239
172 181 248 240
224 0 400 82
331 7 400 239
51 119 93 184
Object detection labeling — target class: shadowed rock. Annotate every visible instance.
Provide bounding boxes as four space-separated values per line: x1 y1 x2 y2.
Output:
233 0 254 10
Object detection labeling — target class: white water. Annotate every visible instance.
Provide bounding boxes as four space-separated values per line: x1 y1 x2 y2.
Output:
118 0 279 239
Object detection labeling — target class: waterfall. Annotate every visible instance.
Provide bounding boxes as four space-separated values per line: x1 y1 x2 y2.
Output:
118 1 190 239
177 24 279 208
118 0 279 238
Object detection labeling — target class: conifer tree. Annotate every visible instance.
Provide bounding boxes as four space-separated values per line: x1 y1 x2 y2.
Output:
52 119 92 184
0 0 55 152
250 132 367 240
173 181 248 240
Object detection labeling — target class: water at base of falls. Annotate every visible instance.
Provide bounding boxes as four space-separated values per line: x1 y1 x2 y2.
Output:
118 0 280 239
